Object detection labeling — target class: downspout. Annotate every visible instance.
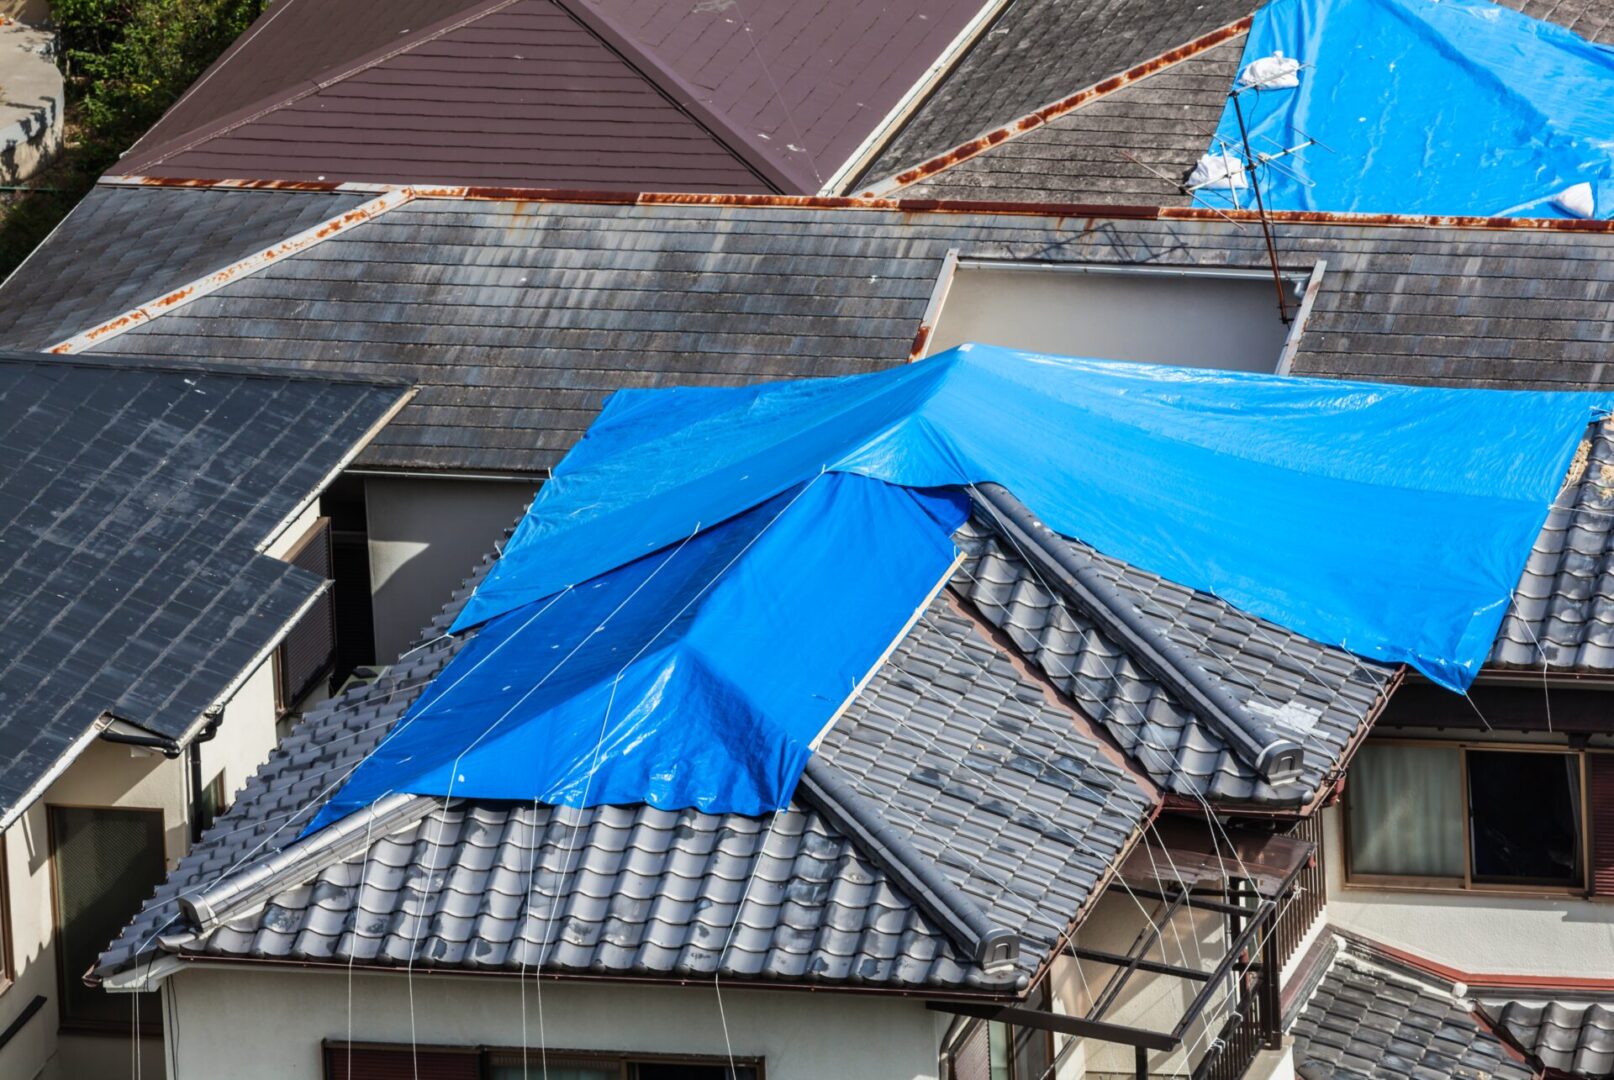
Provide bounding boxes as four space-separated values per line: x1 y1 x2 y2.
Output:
187 711 223 844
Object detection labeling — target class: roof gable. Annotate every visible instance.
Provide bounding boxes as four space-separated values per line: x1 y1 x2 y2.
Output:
0 352 406 828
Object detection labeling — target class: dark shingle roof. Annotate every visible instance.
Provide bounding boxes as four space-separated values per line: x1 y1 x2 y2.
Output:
892 37 1245 205
0 352 406 828
953 517 1393 806
1480 996 1614 1077
1289 940 1536 1080
0 185 365 352
98 520 1152 992
855 0 1254 188
7 192 1614 477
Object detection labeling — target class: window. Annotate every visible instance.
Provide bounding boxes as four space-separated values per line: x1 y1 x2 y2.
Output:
48 806 166 1028
920 258 1314 374
197 771 230 835
324 1043 761 1080
1346 741 1589 891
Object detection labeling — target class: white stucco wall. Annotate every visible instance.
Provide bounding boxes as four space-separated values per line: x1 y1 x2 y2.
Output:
364 477 539 661
1320 804 1614 978
162 965 949 1080
0 650 287 1080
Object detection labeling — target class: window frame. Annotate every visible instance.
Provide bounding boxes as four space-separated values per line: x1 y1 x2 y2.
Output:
1343 738 1596 898
322 1040 765 1080
46 802 167 1034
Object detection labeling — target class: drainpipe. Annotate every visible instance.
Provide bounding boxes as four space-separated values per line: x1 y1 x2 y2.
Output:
187 710 223 844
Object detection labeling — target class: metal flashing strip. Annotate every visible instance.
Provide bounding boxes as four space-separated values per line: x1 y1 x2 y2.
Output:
97 174 1614 231
47 186 419 354
856 15 1255 198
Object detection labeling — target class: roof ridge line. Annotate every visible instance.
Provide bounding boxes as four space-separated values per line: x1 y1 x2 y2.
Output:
795 759 1020 978
114 0 524 176
970 482 1304 785
177 791 436 939
552 0 793 194
857 14 1253 198
48 186 418 355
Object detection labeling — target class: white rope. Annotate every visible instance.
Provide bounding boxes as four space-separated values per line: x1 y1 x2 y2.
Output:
347 793 387 1080
715 809 787 1080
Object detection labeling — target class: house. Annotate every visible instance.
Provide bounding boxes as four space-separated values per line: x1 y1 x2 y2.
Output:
0 0 1611 1074
0 352 409 1079
84 348 1614 1080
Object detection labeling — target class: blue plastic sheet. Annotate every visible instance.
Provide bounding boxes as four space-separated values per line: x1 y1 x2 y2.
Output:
309 474 967 830
1198 0 1614 218
458 344 1609 693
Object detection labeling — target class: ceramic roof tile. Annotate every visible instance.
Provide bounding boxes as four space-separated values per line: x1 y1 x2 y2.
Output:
1480 997 1614 1077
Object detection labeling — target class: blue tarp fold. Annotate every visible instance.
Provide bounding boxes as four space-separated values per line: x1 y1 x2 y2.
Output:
1199 0 1614 218
309 474 967 831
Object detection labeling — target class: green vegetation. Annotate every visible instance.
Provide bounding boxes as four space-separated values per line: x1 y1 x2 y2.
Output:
0 0 262 277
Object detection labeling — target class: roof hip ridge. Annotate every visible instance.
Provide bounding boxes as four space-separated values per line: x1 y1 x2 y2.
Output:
795 758 1021 979
970 482 1304 785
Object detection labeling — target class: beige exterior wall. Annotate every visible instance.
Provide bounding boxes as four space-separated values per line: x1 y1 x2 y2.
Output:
364 476 538 660
0 0 49 25
1320 803 1614 979
0 647 288 1079
161 965 949 1080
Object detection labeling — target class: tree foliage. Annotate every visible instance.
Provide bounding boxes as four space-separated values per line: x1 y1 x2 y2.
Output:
0 0 263 277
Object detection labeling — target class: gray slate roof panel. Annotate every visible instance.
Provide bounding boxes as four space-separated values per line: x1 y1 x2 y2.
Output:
7 195 1614 478
1290 942 1535 1080
1481 997 1614 1077
896 38 1245 205
100 526 1153 991
953 519 1393 805
0 352 405 825
855 0 1255 188
0 185 366 351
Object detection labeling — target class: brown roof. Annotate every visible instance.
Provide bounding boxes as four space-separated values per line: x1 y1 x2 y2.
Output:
111 0 989 193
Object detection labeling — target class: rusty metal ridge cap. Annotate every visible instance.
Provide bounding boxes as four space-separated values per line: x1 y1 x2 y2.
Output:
858 14 1255 198
100 176 1614 232
48 186 418 355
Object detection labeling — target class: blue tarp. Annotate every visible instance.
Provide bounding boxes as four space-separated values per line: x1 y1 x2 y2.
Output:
309 474 967 831
457 344 1608 693
1198 0 1614 218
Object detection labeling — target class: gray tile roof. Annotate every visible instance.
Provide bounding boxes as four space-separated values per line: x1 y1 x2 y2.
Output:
6 191 1614 478
1479 996 1614 1077
853 0 1255 189
1491 420 1614 673
893 37 1245 205
953 517 1394 807
0 185 365 352
0 351 405 827
1289 940 1536 1080
98 517 1153 993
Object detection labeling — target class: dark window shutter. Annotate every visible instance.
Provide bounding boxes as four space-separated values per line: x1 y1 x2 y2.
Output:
277 518 337 709
1591 754 1614 897
324 1045 479 1080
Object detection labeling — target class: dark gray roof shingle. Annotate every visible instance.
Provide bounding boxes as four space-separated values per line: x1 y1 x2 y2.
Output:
854 0 1255 189
1480 996 1614 1077
1290 941 1536 1080
7 192 1614 477
99 523 1152 992
0 351 405 827
894 37 1245 205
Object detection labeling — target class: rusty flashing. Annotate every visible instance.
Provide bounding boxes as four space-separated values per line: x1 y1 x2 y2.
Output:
858 15 1255 198
98 175 1614 234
